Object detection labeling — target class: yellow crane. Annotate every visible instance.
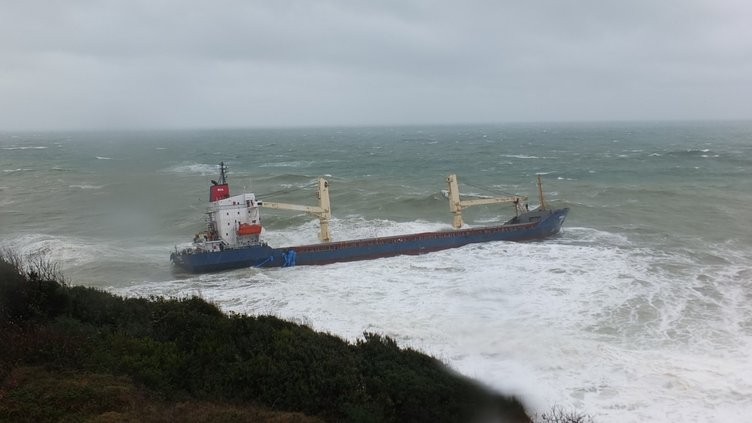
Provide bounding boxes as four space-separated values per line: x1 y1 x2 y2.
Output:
258 178 333 242
446 174 533 229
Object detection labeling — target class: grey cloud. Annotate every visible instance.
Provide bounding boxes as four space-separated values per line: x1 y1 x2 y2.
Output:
1 0 750 130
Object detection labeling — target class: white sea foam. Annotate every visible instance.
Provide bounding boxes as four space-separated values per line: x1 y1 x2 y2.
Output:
114 224 752 423
501 154 545 159
1 146 48 150
164 162 218 175
69 184 104 190
258 161 316 168
0 233 172 276
0 233 102 268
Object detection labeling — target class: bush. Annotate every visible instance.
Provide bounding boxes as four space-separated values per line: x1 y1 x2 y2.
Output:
0 250 69 325
0 252 534 422
534 406 595 423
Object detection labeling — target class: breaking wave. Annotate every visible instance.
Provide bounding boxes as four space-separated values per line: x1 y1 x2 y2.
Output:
1 146 48 150
163 162 219 175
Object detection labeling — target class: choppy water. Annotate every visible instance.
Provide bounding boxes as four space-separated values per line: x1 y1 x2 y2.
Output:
2 122 751 422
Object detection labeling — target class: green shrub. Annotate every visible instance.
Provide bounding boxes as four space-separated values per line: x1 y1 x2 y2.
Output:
0 255 68 325
0 253 533 422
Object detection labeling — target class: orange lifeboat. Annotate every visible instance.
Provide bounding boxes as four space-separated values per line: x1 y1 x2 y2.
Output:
237 223 262 236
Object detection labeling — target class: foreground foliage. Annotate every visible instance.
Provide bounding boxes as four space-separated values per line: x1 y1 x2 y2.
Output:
533 406 596 423
0 253 530 422
0 366 322 423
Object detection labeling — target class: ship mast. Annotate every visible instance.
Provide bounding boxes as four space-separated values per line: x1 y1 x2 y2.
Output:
537 174 546 211
446 174 527 229
218 161 227 185
259 178 332 242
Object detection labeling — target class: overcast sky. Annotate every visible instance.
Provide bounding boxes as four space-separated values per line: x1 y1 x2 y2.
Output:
1 0 751 130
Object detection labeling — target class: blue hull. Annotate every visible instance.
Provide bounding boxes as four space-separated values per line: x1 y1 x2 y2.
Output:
171 208 568 273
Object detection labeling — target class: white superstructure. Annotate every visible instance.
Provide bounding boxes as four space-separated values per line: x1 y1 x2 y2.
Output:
208 193 263 247
191 163 333 254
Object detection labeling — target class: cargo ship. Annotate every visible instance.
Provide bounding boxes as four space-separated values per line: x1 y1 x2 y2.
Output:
170 163 569 273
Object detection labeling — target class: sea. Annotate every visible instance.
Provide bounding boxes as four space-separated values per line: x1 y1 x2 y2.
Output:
1 121 751 422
